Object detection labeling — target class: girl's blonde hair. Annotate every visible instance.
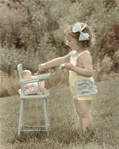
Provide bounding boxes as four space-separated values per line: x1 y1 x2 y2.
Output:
64 22 95 49
21 70 31 79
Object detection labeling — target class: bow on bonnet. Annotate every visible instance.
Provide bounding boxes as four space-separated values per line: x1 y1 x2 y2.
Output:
72 22 90 41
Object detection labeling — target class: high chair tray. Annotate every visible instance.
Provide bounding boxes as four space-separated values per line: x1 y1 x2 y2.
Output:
36 73 51 79
19 73 51 84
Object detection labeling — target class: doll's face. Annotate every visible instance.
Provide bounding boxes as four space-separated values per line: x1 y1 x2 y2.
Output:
65 33 79 51
25 72 32 79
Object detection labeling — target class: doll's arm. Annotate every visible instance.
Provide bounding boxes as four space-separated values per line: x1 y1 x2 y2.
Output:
24 83 35 89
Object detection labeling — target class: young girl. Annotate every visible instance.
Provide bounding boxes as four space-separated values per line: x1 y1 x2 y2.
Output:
18 70 48 95
38 22 98 133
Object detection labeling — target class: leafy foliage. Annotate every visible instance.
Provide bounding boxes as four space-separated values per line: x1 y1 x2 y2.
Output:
98 21 119 75
100 21 119 59
0 0 119 79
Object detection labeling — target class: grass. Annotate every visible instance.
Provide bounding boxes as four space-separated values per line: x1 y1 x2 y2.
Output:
0 79 119 149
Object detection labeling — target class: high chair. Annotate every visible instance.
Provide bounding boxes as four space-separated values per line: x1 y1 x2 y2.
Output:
17 64 51 135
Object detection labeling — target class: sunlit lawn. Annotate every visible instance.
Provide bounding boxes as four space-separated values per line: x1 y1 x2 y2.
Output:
0 79 119 149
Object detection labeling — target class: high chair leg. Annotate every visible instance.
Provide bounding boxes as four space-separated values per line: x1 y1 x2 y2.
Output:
21 99 25 125
44 98 50 134
46 98 50 129
18 99 25 135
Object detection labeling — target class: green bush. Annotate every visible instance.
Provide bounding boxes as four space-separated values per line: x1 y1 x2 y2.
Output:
100 21 119 73
100 21 119 57
93 20 119 81
0 0 119 75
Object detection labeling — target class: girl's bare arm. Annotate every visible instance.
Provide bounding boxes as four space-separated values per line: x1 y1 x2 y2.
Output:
38 53 70 70
68 53 93 77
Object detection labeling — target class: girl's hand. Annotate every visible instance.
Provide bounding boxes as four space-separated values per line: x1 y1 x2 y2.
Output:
64 62 73 70
38 64 45 71
59 63 65 68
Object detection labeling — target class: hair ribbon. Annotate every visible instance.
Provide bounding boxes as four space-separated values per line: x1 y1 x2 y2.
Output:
72 22 90 41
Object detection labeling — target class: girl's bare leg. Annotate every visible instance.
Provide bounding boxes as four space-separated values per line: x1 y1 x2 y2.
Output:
74 99 92 133
74 98 83 132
